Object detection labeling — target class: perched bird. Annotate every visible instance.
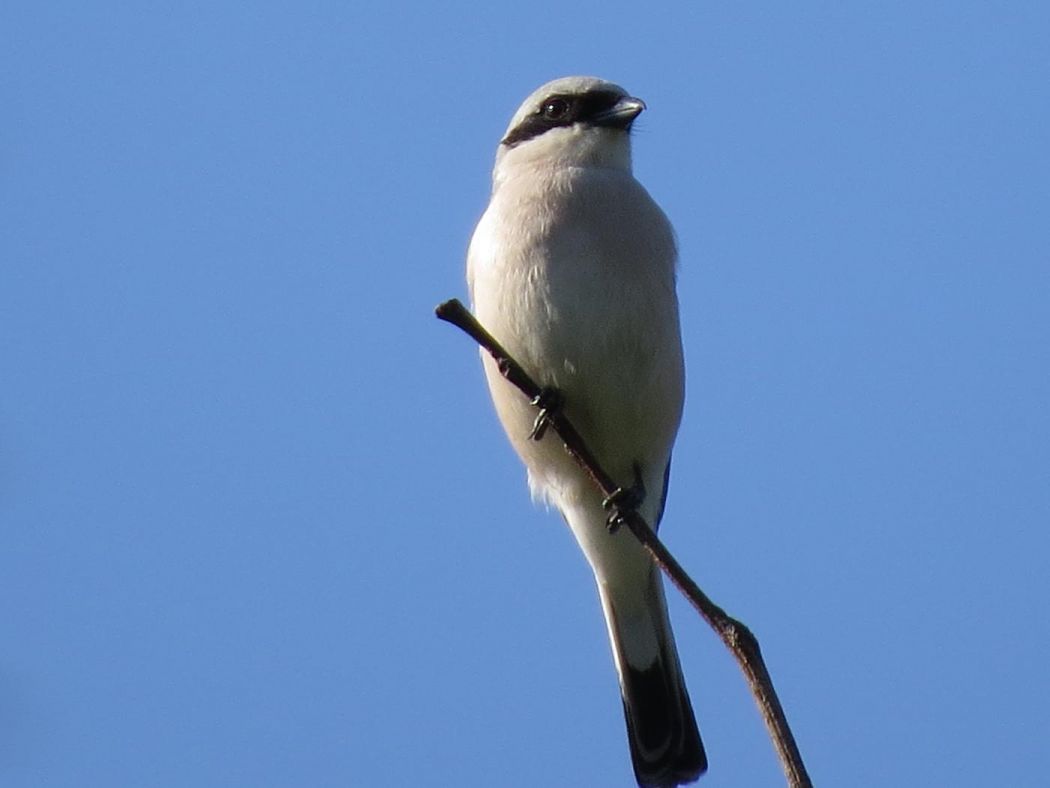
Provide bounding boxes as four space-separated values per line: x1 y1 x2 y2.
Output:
466 77 705 786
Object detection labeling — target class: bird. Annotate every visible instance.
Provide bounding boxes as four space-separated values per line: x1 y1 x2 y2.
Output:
466 76 706 786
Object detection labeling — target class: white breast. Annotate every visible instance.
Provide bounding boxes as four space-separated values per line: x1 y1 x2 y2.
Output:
468 164 685 509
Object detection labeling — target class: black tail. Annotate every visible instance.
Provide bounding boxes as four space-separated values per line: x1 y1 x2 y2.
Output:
620 654 706 786
603 570 706 787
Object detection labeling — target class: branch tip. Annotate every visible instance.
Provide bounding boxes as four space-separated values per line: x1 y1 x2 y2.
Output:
434 297 811 788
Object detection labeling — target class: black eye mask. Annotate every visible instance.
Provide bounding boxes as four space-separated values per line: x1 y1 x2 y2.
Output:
501 89 625 148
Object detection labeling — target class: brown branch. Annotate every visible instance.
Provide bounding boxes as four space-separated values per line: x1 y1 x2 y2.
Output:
436 297 812 788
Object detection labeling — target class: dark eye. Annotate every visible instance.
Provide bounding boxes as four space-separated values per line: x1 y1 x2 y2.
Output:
542 98 571 121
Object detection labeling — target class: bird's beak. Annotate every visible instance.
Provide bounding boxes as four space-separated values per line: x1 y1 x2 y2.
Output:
591 96 646 129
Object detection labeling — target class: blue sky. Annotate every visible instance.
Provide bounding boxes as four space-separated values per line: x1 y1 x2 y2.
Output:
3 2 1049 786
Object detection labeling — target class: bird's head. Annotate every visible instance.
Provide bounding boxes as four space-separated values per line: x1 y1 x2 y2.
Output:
494 76 645 181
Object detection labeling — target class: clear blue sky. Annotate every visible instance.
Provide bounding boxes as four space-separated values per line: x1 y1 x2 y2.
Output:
3 2 1049 786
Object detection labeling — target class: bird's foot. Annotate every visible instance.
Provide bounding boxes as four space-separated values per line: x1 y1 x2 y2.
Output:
528 387 563 441
602 464 646 533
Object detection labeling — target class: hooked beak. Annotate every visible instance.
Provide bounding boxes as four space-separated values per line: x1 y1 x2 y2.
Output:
590 96 646 130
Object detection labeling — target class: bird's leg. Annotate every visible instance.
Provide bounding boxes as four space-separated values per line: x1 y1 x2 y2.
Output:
602 463 646 533
528 387 564 441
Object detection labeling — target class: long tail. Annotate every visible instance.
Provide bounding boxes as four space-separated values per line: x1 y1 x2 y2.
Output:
599 567 707 787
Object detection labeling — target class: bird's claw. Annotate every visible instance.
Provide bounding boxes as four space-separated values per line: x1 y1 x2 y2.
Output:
528 387 563 441
602 465 646 533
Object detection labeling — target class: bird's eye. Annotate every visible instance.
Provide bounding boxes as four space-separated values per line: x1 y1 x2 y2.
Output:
542 98 571 121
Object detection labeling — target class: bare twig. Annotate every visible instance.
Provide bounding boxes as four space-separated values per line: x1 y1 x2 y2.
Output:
436 297 812 788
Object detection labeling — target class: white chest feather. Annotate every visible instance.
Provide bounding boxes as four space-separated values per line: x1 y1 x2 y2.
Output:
468 165 685 495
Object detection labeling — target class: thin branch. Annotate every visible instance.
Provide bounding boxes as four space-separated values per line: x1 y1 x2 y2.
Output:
436 297 812 788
